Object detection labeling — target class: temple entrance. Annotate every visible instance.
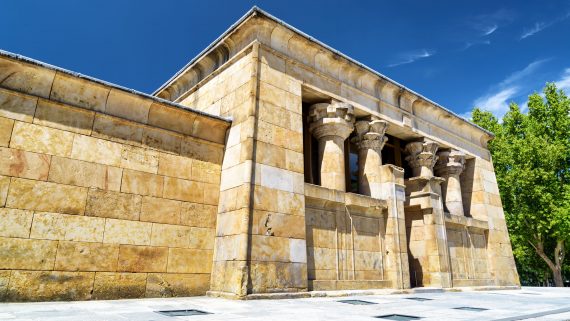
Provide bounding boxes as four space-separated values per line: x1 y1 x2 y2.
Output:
405 205 427 288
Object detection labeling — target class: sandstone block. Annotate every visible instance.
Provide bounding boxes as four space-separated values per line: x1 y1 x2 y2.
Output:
140 196 181 225
213 234 248 261
29 212 66 240
0 208 33 238
147 103 197 136
0 237 58 270
10 121 74 157
251 235 290 262
167 248 213 273
92 114 143 145
252 211 306 239
105 89 152 124
188 227 215 250
117 245 168 272
150 223 190 248
54 241 119 271
158 152 192 180
6 178 87 215
64 215 106 242
121 169 164 197
142 127 182 154
0 270 9 299
49 72 108 111
103 219 152 245
180 203 217 228
92 272 147 300
0 117 14 147
0 88 37 122
71 134 123 167
33 100 94 135
5 271 94 301
48 156 122 191
0 147 51 180
145 273 209 297
192 160 221 184
85 189 142 220
0 62 55 98
181 138 223 164
203 183 220 205
215 209 249 236
163 177 203 203
0 175 8 206
120 145 159 174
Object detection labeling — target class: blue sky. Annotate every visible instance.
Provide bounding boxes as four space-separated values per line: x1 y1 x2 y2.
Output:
1 0 570 119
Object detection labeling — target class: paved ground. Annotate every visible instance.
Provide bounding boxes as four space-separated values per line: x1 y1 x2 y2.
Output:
1 287 570 321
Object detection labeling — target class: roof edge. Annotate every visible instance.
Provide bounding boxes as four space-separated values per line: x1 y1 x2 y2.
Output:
0 49 232 124
153 6 493 138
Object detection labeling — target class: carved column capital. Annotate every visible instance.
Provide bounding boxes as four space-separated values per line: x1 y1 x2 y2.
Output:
434 149 466 177
404 140 439 177
309 102 355 140
351 117 388 152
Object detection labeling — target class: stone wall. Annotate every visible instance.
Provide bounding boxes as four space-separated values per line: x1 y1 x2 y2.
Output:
0 55 229 301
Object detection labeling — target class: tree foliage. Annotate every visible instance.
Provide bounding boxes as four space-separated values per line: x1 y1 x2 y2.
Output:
471 83 570 286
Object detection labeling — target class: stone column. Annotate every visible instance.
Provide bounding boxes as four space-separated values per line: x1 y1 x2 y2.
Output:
404 140 439 177
434 149 466 216
351 117 388 198
309 102 355 191
404 140 452 288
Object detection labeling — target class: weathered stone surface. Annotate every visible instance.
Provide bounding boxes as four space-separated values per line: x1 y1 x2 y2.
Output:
121 169 164 197
167 248 212 273
48 156 122 191
49 72 109 111
188 227 215 250
92 272 147 299
117 245 168 272
142 128 182 154
0 175 8 206
0 88 37 122
150 223 190 248
92 114 143 144
120 145 159 174
146 273 209 297
33 100 94 135
0 208 33 238
140 196 181 225
5 271 94 301
180 203 217 228
163 177 203 203
0 147 51 180
6 178 87 215
103 219 152 245
54 241 119 271
158 153 193 180
10 121 74 157
0 237 58 269
105 89 152 124
0 117 14 147
85 189 142 220
71 135 123 167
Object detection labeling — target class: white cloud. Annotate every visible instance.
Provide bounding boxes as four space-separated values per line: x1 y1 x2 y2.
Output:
483 24 498 36
501 59 549 86
461 40 491 51
555 68 570 93
520 12 570 40
520 22 549 39
472 59 549 118
474 87 519 115
387 49 436 68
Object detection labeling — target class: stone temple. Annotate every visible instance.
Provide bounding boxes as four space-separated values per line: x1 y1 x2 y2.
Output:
0 7 519 301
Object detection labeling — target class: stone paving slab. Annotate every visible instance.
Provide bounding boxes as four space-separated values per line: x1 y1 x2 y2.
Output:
1 287 569 321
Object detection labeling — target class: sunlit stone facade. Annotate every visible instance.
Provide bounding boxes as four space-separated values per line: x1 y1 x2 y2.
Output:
0 7 519 301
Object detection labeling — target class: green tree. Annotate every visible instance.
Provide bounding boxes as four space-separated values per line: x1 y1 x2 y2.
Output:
471 83 570 287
